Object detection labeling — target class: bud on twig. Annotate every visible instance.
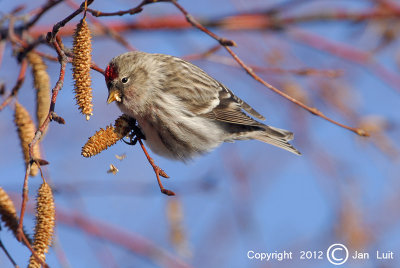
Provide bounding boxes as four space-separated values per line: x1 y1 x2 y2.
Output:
28 182 55 268
72 18 93 120
81 115 133 157
14 102 41 176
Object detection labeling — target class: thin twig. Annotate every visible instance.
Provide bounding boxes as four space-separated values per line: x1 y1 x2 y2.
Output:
17 164 30 242
65 0 136 51
169 0 369 137
0 239 18 268
48 0 94 42
0 59 28 111
85 0 165 17
170 0 236 46
25 0 64 30
205 54 343 78
21 231 49 268
18 38 67 248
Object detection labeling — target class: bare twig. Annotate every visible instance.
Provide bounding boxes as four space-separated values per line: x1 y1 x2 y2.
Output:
0 59 28 111
170 0 236 46
168 0 369 137
85 0 165 17
65 0 136 51
0 239 18 268
25 0 64 30
18 38 67 247
48 0 94 42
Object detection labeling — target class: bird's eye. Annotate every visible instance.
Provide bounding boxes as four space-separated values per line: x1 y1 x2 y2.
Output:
121 77 129 84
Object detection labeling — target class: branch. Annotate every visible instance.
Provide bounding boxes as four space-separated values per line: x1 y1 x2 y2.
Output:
287 28 400 92
85 0 168 17
48 0 94 42
18 38 68 244
168 0 369 136
65 0 136 51
25 0 64 30
0 59 28 111
170 0 236 46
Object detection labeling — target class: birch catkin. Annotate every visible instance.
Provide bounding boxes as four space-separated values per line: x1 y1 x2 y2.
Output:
14 102 41 176
0 187 20 238
72 18 93 120
82 115 133 157
28 182 55 268
27 52 51 135
0 187 32 243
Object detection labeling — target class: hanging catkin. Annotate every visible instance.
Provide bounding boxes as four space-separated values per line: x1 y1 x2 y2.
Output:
14 102 41 176
28 182 55 268
72 18 93 120
82 115 133 157
27 52 51 136
0 187 32 243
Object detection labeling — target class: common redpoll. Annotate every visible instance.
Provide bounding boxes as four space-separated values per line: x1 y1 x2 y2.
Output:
105 51 301 160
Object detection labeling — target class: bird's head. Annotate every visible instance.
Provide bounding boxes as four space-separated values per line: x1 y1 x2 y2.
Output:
105 63 123 104
105 52 158 109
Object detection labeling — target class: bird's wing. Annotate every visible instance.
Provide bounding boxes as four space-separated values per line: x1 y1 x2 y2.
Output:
200 87 264 127
219 83 265 121
163 55 265 126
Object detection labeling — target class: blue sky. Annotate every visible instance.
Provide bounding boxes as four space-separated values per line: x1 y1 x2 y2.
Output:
0 0 399 267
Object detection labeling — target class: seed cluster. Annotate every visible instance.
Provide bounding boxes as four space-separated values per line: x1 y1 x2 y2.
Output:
28 182 55 268
27 52 51 135
82 115 133 157
14 102 41 176
72 19 93 120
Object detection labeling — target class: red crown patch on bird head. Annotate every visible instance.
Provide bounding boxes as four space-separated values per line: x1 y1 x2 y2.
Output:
105 64 118 83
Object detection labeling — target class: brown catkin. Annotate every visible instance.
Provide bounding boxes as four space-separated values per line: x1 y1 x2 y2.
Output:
0 187 31 243
82 115 132 157
0 187 20 238
72 18 93 120
28 182 55 268
0 187 32 243
26 52 51 136
14 102 41 176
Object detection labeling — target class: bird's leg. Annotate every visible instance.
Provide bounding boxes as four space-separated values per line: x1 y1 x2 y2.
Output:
137 139 175 196
121 118 174 195
122 124 146 145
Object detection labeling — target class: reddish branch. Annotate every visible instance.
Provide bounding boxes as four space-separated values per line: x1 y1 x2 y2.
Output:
0 59 28 111
25 0 64 30
287 28 400 92
202 54 343 78
0 41 5 70
36 202 190 267
167 1 369 136
25 6 400 37
85 0 171 17
18 38 67 245
170 0 236 46
17 1 384 135
48 0 94 42
65 0 136 51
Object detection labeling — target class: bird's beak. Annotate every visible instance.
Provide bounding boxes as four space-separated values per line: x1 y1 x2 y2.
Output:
107 89 122 104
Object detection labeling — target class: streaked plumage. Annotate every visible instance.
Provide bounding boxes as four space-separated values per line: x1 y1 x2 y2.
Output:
105 51 301 160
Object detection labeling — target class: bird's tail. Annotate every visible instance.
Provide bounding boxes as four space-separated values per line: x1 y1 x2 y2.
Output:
251 126 301 155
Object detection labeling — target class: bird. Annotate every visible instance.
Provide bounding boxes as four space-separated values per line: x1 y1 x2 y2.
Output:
105 51 301 161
